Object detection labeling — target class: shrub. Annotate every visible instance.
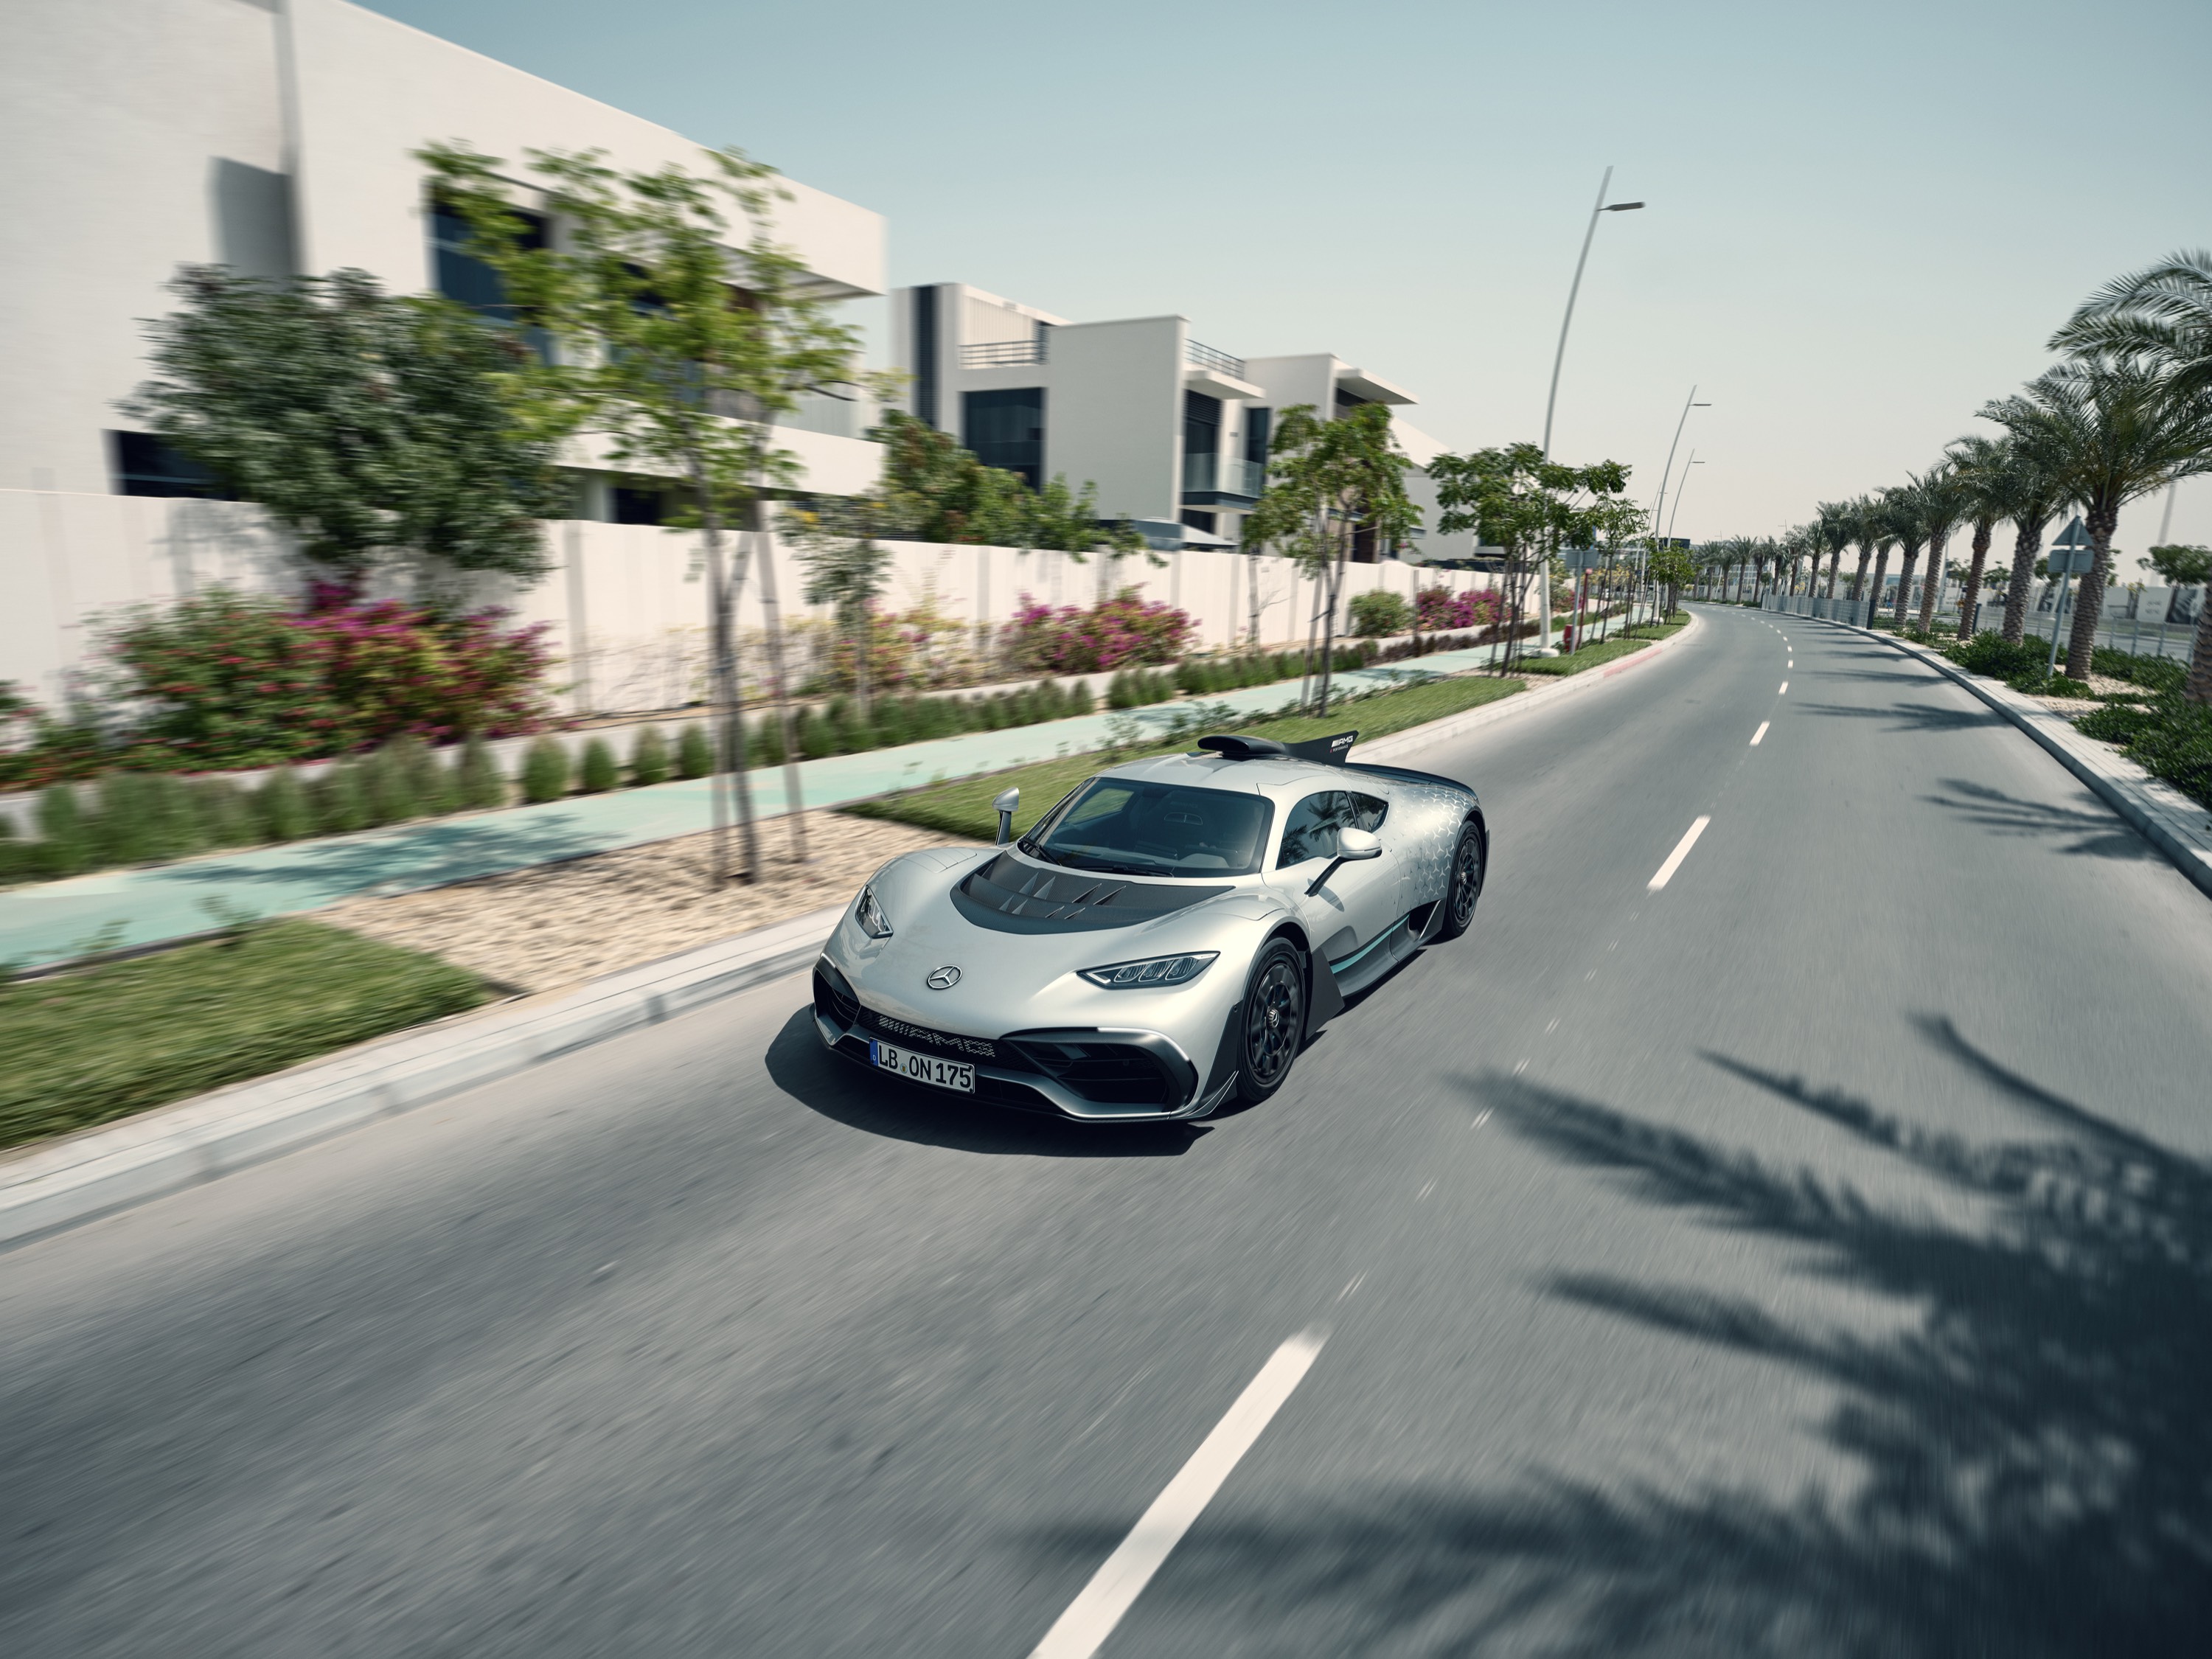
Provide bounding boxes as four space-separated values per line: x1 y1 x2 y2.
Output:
456 733 505 809
401 737 456 815
360 743 418 826
257 766 312 841
1002 588 1194 674
1416 586 1504 633
38 785 88 877
1349 591 1412 638
2078 695 2212 809
2091 646 2187 694
1947 631 2060 681
196 779 259 848
91 587 557 774
521 737 570 803
630 726 670 785
676 723 713 779
579 737 618 793
313 761 369 834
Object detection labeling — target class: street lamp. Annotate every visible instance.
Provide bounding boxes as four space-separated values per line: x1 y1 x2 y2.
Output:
1665 455 1705 544
1649 387 1710 552
1540 167 1645 460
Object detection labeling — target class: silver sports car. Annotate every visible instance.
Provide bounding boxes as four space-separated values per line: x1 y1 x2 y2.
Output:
811 730 1486 1121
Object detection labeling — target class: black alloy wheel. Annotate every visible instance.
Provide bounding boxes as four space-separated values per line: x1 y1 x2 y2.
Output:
1436 821 1485 941
1237 939 1307 1104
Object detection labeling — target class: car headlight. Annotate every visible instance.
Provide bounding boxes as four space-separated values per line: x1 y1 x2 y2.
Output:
855 885 893 939
1079 952 1217 989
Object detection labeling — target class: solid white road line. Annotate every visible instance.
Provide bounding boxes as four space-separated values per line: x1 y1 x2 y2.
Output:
1647 815 1711 891
1026 1330 1328 1659
1750 721 1770 745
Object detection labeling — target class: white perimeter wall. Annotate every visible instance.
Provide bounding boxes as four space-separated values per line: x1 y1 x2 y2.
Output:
1 492 1500 719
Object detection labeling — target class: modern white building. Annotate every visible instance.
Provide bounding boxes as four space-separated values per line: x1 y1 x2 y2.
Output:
0 0 888 512
891 282 1472 560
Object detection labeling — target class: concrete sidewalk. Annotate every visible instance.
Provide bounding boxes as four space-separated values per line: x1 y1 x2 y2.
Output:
0 635 1553 969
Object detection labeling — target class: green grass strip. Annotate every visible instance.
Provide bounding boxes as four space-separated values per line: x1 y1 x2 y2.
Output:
1517 614 1690 677
844 672 1525 843
0 919 490 1150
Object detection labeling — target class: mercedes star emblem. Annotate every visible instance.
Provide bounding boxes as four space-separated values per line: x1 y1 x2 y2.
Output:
925 965 961 990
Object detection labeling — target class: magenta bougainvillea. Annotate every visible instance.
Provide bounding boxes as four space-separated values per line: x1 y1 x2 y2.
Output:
1416 586 1503 633
88 588 556 771
1002 588 1194 675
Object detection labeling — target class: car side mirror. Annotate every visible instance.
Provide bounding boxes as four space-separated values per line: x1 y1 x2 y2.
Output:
1307 826 1382 896
993 787 1020 845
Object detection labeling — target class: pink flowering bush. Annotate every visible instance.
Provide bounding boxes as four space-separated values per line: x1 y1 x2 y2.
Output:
1002 588 1194 675
1415 586 1504 633
97 587 556 771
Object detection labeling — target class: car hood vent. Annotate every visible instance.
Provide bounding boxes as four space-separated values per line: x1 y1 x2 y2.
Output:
950 852 1228 934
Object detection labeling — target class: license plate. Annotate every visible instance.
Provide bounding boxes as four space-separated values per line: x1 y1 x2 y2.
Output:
870 1040 975 1093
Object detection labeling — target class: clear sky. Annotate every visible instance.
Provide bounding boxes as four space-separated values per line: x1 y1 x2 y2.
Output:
361 0 2212 558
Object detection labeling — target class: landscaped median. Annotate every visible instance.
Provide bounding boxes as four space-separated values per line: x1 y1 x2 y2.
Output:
0 920 488 1150
1516 613 1691 677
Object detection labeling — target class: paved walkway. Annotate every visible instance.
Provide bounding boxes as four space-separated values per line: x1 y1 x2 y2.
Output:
0 639 1537 968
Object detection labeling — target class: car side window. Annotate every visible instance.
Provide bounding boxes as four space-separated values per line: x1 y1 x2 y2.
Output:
1350 792 1389 833
1278 791 1352 866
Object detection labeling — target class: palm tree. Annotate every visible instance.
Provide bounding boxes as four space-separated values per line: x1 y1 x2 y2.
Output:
1884 484 1930 629
1945 434 2011 638
1986 361 2212 680
1812 501 1853 597
1914 464 1972 633
1861 494 1902 624
1845 495 1886 609
1972 428 2070 646
2052 249 2212 700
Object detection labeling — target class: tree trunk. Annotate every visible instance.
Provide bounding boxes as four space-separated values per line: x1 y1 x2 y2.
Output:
2185 589 2212 706
752 528 808 860
1958 518 1993 638
2000 521 2042 644
1868 550 1891 623
2065 501 2120 681
1917 529 1948 633
1825 550 1840 598
1849 549 1871 603
1893 546 1920 627
700 521 759 887
1315 513 1351 715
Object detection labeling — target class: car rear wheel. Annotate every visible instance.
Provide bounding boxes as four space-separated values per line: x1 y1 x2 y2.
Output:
1236 939 1307 1105
1435 821 1484 942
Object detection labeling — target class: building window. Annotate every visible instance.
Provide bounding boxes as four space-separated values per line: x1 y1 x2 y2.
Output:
612 485 667 526
109 431 231 498
1180 509 1218 535
1244 406 1271 465
963 388 1045 487
912 285 939 428
1184 390 1221 459
430 199 546 323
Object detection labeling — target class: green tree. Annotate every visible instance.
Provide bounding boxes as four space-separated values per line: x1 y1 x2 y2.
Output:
1944 434 2011 636
125 268 566 588
2144 543 2212 587
2053 253 2212 703
1983 362 2212 678
1910 464 1972 632
1648 542 1697 615
423 140 872 881
781 495 895 715
1245 403 1421 712
870 411 1144 560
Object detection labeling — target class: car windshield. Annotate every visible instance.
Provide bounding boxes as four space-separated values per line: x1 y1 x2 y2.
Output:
1021 779 1274 877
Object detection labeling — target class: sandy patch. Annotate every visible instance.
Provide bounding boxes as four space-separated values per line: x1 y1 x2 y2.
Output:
324 811 973 992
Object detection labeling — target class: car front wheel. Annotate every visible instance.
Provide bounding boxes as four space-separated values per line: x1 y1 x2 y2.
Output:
1236 939 1307 1105
1436 821 1484 941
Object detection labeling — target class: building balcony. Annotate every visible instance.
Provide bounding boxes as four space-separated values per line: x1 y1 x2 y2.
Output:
960 336 1046 368
1184 338 1264 401
1180 451 1266 507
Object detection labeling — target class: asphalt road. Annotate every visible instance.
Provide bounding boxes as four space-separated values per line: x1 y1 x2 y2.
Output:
6 605 2211 1658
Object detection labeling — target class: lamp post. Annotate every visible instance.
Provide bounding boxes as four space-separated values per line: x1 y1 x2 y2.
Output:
1665 455 1705 543
1540 167 1646 460
1649 387 1711 555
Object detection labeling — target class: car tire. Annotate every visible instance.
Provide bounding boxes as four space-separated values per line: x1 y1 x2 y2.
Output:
1435 821 1485 942
1235 939 1308 1105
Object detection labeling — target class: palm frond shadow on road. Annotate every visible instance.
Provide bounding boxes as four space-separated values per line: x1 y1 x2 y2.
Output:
1920 776 2154 861
1017 1020 2212 1655
1793 699 2005 735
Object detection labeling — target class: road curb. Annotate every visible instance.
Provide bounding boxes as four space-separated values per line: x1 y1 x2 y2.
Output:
0 616 1709 1248
1815 615 2212 903
0 905 846 1251
1357 610 1703 762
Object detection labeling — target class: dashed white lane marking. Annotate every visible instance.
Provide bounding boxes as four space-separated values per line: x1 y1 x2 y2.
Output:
1473 1110 1492 1127
1416 1180 1436 1200
1338 1273 1366 1300
1514 1057 1530 1074
1750 721 1770 745
1647 815 1712 891
1778 681 1789 695
1544 1016 1560 1034
1026 1330 1327 1659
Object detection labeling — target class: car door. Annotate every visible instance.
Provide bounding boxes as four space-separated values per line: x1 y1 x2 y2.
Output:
1274 787 1403 964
